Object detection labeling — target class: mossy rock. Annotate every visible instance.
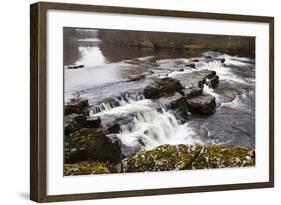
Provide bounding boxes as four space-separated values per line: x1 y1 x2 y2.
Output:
64 161 118 176
121 144 255 173
65 128 122 163
122 144 203 172
191 145 255 169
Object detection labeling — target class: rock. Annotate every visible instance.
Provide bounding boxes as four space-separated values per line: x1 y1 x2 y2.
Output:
154 92 182 107
183 87 203 99
187 94 216 115
177 68 184 72
121 144 202 172
127 74 145 82
84 116 101 128
121 144 255 172
64 161 117 175
100 114 135 134
191 59 200 62
64 113 86 135
170 96 189 118
203 70 217 79
155 78 184 94
65 128 122 163
144 78 184 99
207 75 219 88
184 62 196 68
65 64 84 69
218 58 226 64
143 85 161 99
172 70 213 88
65 98 89 115
191 145 255 169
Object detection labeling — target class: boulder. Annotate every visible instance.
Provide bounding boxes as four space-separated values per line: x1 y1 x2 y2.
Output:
65 98 89 115
84 116 101 128
65 128 122 163
187 94 216 115
100 114 135 134
64 113 86 135
183 87 203 99
143 86 161 99
155 77 184 94
170 96 189 118
121 144 202 172
121 144 255 172
143 78 184 99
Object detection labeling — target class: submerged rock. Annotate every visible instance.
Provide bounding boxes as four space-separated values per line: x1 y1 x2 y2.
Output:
187 94 216 115
121 144 255 172
65 128 122 163
64 161 117 175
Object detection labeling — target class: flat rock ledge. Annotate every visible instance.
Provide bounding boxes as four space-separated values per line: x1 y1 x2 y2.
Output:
64 144 255 175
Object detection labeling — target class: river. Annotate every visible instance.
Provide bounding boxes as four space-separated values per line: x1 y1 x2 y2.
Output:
64 29 255 157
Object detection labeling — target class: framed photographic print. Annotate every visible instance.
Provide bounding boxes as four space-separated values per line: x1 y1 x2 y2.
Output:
30 2 274 202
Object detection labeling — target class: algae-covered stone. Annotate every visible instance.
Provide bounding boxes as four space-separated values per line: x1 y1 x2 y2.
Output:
64 161 118 176
121 144 203 172
121 144 255 173
65 128 122 163
191 145 255 169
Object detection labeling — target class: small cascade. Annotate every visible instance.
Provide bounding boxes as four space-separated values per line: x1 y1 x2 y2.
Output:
117 108 200 150
90 92 145 114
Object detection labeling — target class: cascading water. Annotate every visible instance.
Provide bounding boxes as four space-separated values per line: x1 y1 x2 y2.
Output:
117 108 200 150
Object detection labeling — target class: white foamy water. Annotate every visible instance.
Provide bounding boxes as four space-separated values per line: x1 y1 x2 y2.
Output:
91 98 200 149
75 46 106 68
117 108 200 150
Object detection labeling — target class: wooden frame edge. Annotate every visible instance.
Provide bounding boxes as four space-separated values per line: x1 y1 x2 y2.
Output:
30 1 274 202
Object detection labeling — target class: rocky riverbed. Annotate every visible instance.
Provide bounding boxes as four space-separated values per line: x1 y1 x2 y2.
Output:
63 30 255 176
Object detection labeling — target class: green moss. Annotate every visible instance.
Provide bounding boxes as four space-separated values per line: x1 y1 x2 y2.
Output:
122 144 201 172
191 145 255 169
122 144 255 172
64 161 117 176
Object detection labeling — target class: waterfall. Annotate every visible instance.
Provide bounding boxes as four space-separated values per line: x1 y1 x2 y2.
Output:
116 107 201 150
90 92 145 114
